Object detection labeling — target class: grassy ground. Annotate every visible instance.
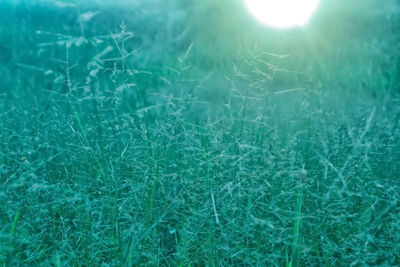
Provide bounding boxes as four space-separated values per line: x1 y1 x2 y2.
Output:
0 0 400 266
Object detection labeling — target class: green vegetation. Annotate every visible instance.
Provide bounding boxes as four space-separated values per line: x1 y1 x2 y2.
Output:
0 0 399 265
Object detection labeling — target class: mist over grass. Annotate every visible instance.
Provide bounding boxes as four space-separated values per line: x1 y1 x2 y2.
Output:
0 0 399 266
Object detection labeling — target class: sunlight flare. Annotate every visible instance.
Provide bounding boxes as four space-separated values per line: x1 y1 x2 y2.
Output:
245 0 320 28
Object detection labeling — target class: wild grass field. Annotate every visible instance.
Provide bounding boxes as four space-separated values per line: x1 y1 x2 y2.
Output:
0 0 399 266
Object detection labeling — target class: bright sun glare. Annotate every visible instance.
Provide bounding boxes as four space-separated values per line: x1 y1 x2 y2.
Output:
245 0 320 28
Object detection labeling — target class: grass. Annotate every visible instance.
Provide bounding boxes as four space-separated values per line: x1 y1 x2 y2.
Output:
0 0 399 266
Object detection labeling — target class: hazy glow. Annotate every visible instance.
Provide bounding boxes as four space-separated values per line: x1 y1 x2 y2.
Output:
245 0 320 28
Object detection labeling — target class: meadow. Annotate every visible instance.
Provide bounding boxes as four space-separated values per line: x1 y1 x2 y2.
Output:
0 0 399 266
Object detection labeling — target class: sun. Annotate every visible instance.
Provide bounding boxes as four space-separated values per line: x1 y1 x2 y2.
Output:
245 0 320 28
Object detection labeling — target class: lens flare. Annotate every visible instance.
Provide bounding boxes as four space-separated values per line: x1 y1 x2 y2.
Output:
245 0 320 28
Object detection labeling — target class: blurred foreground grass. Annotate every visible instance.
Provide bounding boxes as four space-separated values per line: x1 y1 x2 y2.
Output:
0 0 399 266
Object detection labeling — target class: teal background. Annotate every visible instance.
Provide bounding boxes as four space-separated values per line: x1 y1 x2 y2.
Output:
0 0 399 266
